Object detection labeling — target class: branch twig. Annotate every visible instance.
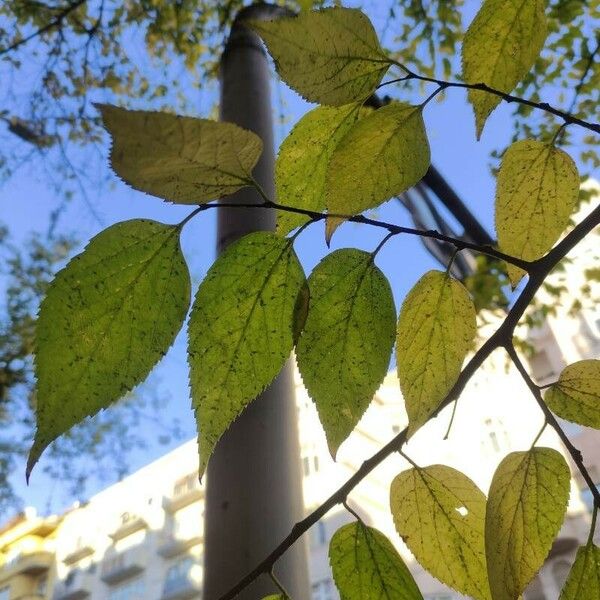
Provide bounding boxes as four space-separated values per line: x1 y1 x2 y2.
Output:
215 203 600 600
385 63 600 135
0 0 88 57
506 343 600 508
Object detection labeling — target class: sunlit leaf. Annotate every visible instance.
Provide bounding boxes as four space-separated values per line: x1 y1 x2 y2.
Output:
188 232 305 476
559 542 600 600
97 103 262 204
390 465 491 599
276 103 364 235
496 140 579 286
329 521 424 600
545 360 600 428
486 447 570 600
251 7 390 105
325 102 430 237
29 220 190 477
296 249 396 457
462 0 548 137
396 270 476 436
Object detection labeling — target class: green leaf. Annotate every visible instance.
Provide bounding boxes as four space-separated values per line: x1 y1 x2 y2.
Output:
390 465 491 600
250 8 390 105
545 360 600 428
296 249 396 457
329 521 423 600
261 596 284 600
396 270 476 436
485 447 570 600
559 542 600 600
496 140 579 286
97 103 262 204
325 102 430 237
188 232 305 476
462 0 548 138
28 220 190 477
276 103 364 235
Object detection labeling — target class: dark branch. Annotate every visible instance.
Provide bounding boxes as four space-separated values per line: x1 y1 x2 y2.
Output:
386 63 600 135
505 343 600 508
0 0 87 57
215 203 600 600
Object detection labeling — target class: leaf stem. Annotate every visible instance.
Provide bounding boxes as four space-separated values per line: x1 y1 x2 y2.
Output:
343 499 364 523
443 400 459 440
269 569 291 599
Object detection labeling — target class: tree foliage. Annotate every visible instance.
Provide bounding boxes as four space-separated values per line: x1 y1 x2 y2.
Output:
3 1 600 599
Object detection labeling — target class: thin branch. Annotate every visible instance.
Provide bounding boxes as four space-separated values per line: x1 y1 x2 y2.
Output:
0 0 87 57
506 343 600 509
216 203 600 600
180 196 531 270
385 62 600 135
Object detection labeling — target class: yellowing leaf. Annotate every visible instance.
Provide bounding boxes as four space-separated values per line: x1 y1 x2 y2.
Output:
390 465 490 600
559 542 600 600
462 0 548 137
486 447 570 600
496 140 579 286
545 360 600 428
296 249 396 457
396 271 476 436
276 103 363 235
251 8 390 105
29 220 190 477
329 522 424 600
326 102 430 236
97 103 262 204
188 232 305 476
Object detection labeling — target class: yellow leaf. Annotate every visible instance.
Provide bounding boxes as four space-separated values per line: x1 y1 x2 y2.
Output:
97 103 262 204
325 102 430 238
462 0 548 138
396 271 476 436
545 360 600 428
559 542 600 599
251 8 390 105
486 448 570 600
496 140 579 286
390 465 491 600
275 104 364 235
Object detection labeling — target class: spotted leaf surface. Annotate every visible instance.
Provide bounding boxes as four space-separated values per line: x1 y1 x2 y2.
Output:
559 542 600 599
462 0 547 137
251 8 390 105
98 103 262 204
188 232 305 476
329 522 423 600
496 140 579 285
486 448 570 600
29 220 190 477
276 103 364 235
390 465 491 599
325 102 430 238
545 360 600 428
296 249 396 457
396 270 476 436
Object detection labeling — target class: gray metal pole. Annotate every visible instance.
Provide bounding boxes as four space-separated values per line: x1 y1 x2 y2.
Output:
202 6 310 600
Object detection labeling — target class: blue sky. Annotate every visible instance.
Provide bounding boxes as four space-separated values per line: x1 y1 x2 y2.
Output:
2 1 541 515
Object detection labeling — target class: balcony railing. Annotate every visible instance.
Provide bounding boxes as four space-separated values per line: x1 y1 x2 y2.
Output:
162 487 203 513
161 574 201 600
157 533 203 559
101 548 144 584
54 570 93 600
63 545 94 566
108 515 148 542
2 549 53 576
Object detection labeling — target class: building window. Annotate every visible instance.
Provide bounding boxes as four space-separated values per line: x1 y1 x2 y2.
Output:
317 521 327 545
311 578 335 600
524 574 546 600
165 556 195 585
37 575 48 595
529 349 555 382
0 587 9 600
108 576 145 600
302 455 319 476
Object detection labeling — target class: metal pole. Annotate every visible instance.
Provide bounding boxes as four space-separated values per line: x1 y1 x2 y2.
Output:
202 5 310 599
